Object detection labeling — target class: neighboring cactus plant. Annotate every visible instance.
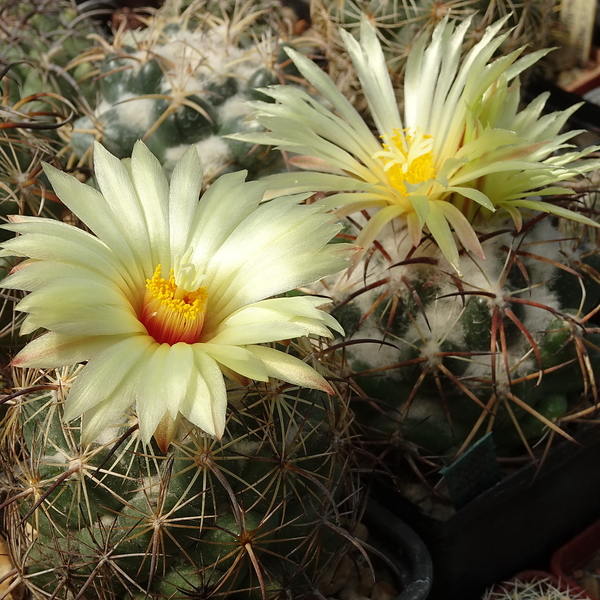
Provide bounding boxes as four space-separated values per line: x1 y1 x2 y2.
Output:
68 0 312 184
328 211 600 460
0 0 99 108
309 0 560 103
0 357 360 599
232 11 600 473
483 575 589 599
0 0 100 220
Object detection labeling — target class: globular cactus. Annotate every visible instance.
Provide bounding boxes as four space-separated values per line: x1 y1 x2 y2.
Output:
69 0 312 184
483 576 589 600
309 0 560 102
0 0 99 221
0 0 94 347
0 0 99 107
325 213 600 464
1 353 360 599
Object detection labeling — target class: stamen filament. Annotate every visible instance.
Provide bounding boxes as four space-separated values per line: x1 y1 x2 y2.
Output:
141 265 208 345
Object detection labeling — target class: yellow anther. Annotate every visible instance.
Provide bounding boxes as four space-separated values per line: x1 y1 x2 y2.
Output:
375 128 436 197
141 265 208 345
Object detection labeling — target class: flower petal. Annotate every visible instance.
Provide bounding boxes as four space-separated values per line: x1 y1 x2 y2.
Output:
198 343 268 381
12 332 128 369
130 141 171 268
179 349 227 438
246 345 334 394
207 296 340 346
42 163 145 283
136 343 174 443
15 280 145 336
63 335 155 421
169 145 203 261
92 142 153 273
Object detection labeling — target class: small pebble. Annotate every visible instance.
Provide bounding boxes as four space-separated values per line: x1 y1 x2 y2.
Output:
353 522 369 543
339 588 369 600
580 574 600 599
319 554 355 596
338 563 360 600
371 581 398 600
357 566 376 595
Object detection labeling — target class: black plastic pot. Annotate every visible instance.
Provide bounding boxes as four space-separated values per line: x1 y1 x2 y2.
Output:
371 426 600 600
363 499 433 600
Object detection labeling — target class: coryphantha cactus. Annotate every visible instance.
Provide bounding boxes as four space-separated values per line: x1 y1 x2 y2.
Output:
231 13 600 470
309 0 560 102
68 0 314 185
0 0 99 107
0 132 360 598
0 361 359 599
483 576 589 600
0 0 100 223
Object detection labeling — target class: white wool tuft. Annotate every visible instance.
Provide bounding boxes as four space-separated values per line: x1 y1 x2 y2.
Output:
112 94 157 131
218 94 255 122
193 135 233 180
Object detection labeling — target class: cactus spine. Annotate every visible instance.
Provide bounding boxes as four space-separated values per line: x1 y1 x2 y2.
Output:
68 0 312 185
1 345 360 599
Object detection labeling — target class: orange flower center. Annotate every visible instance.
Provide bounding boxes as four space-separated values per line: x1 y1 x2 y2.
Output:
141 265 208 345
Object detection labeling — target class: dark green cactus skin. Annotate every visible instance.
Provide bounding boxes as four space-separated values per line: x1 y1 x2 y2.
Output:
1 366 359 599
311 0 560 97
0 1 98 105
69 12 305 182
331 220 600 461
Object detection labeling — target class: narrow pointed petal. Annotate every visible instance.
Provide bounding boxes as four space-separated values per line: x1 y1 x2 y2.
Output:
169 145 203 260
63 335 154 421
131 141 171 267
247 345 334 394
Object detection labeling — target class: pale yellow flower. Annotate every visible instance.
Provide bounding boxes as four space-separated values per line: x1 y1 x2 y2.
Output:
1 141 351 447
232 16 600 273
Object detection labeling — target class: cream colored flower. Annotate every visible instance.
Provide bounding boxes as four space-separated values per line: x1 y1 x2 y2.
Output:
231 16 600 273
1 141 351 447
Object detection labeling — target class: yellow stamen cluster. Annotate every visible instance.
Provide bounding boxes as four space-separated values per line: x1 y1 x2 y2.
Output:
141 265 208 345
376 128 436 197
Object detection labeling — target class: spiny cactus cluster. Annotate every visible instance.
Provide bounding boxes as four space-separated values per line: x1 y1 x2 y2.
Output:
0 1 102 349
309 0 560 103
324 210 600 469
68 0 312 184
0 0 99 220
0 0 98 106
1 348 360 600
482 575 590 600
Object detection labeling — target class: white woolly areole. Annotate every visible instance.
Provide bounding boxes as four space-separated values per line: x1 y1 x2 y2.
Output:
140 25 264 92
111 93 157 132
194 135 233 177
218 94 255 122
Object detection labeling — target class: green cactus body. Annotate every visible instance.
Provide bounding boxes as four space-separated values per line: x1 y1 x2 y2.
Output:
324 216 600 462
310 0 560 100
0 1 99 107
0 1 98 245
1 364 359 599
70 1 308 184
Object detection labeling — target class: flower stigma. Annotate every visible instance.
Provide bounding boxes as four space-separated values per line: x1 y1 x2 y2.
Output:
141 264 208 345
375 128 436 196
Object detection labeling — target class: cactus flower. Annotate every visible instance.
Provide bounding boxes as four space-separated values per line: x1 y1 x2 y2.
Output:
1 141 351 446
232 16 600 273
